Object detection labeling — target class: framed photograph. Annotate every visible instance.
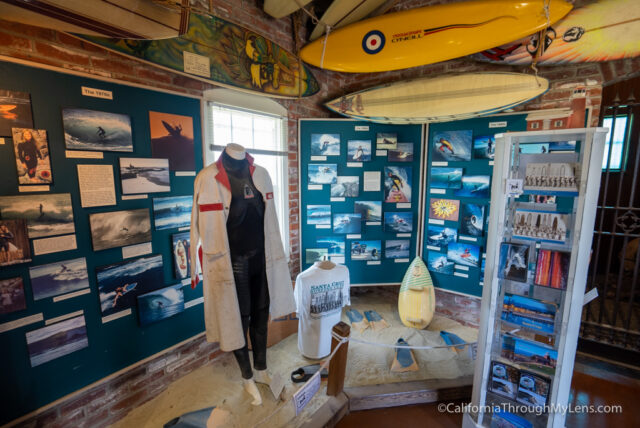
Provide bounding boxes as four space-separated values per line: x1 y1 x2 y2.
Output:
0 277 26 315
460 203 485 237
489 361 519 400
376 132 397 149
384 166 412 203
432 130 472 162
454 175 491 198
332 213 361 234
331 176 359 197
427 252 454 275
0 193 75 238
524 162 579 194
308 164 337 184
473 135 495 160
62 107 133 152
306 248 328 264
347 140 371 162
429 198 460 221
0 89 33 136
502 336 557 374
498 243 530 283
388 143 413 162
29 257 89 301
354 201 382 223
171 232 190 280
351 240 382 261
96 254 163 316
137 284 185 326
385 240 410 259
519 143 549 154
310 133 340 156
431 167 463 189
426 225 457 247
513 210 568 243
502 293 557 334
152 195 192 230
535 249 570 289
447 242 480 267
149 111 195 170
549 141 576 152
89 208 151 251
26 316 88 367
12 128 52 184
384 211 413 233
0 219 31 266
307 205 331 225
516 371 551 408
317 236 345 257
119 158 170 194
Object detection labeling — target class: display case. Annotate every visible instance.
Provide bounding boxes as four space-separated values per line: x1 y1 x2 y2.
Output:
464 128 608 428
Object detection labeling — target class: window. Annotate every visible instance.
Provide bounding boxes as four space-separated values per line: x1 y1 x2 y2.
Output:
602 114 630 171
206 103 289 254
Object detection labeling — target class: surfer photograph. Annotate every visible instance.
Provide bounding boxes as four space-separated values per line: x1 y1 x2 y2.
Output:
427 252 454 274
384 166 412 203
432 130 472 162
310 133 340 156
308 163 338 184
0 219 31 267
498 243 530 282
138 284 185 326
454 175 491 198
376 132 397 149
62 107 133 152
447 242 480 267
347 139 371 162
388 143 414 162
12 128 52 184
149 111 195 171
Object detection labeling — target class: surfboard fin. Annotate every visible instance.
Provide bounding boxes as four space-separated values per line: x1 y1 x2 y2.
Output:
405 316 424 324
364 310 389 331
440 330 467 354
408 284 424 291
346 308 369 333
391 338 419 373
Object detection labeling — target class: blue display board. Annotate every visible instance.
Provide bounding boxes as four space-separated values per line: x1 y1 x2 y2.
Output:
299 119 423 285
0 61 204 424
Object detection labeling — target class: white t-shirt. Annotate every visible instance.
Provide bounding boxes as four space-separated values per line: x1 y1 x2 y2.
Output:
294 263 350 359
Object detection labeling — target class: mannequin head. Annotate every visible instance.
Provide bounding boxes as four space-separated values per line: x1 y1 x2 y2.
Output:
225 143 246 160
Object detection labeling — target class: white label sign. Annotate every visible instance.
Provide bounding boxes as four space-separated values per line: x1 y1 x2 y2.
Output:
432 161 448 167
81 86 113 99
19 185 49 193
330 197 345 202
308 184 322 190
346 234 361 239
175 171 196 177
293 371 321 415
506 178 523 197
583 288 599 305
459 236 477 242
428 219 445 225
33 234 77 255
455 265 470 271
122 194 148 200
185 296 205 309
102 309 132 324
367 260 381 265
45 310 84 326
397 203 411 209
397 233 411 238
0 313 43 334
53 288 90 302
366 221 381 226
315 224 331 229
122 242 152 259
394 258 410 263
430 188 446 194
355 126 369 131
454 272 469 278
346 162 362 168
489 121 507 128
183 51 211 77
310 156 326 161
376 150 387 157
426 245 441 251
66 150 103 159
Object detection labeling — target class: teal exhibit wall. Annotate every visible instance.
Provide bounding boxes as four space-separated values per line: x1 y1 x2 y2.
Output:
0 61 204 424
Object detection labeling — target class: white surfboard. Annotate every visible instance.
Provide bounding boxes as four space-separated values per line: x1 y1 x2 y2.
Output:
263 0 312 19
309 0 391 41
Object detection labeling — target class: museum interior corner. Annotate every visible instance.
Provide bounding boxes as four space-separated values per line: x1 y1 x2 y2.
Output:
0 0 638 427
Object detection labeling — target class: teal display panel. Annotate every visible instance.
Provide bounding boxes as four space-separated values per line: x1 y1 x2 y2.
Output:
0 61 204 425
422 115 528 297
299 119 423 285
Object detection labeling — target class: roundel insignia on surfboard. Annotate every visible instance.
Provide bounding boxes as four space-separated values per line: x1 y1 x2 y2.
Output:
362 30 386 54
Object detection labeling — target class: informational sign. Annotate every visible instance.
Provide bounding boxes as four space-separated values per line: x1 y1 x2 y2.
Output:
293 371 321 415
81 86 113 99
183 51 211 78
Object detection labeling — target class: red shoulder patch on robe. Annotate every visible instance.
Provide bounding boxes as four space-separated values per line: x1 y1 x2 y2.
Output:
266 192 273 200
199 203 223 212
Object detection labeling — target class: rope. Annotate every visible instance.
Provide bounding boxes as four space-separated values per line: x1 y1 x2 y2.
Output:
291 0 332 69
531 0 552 86
331 331 477 351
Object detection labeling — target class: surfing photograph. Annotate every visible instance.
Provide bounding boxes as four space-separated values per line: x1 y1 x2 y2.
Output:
306 248 328 264
489 361 519 400
502 336 557 375
499 243 530 283
152 195 192 230
354 201 382 223
12 128 52 185
502 293 557 334
535 249 570 289
519 142 549 154
331 176 359 197
149 111 195 171
454 175 491 198
0 193 75 238
384 211 413 233
0 89 33 136
388 143 414 162
26 315 88 367
376 132 397 149
96 254 164 316
429 198 460 221
172 232 190 280
427 252 454 275
310 133 340 156
308 163 337 185
316 236 345 256
29 257 89 301
307 205 331 225
89 208 152 251
432 130 472 162
431 167 463 189
516 372 550 408
513 210 568 243
62 107 133 152
473 135 495 160
350 240 382 261
549 141 576 152
120 157 171 194
0 219 31 267
426 225 457 247
385 240 410 259
347 140 371 162
460 203 485 237
138 284 185 326
384 166 412 203
447 242 480 267
332 213 362 234
0 277 26 315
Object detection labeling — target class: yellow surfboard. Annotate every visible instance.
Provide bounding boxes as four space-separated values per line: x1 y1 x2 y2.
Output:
398 257 436 330
300 0 573 72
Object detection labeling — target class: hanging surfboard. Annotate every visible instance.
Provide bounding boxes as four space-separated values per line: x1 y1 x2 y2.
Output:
325 72 549 124
309 0 390 41
0 0 189 40
473 0 640 65
75 11 320 98
263 0 313 19
299 0 573 72
398 257 435 329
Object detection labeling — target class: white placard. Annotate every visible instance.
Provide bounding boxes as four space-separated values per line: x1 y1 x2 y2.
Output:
33 234 77 255
315 224 331 229
367 261 382 265
397 233 411 238
81 86 113 99
355 125 369 131
430 188 446 194
376 150 387 156
0 313 43 334
363 171 381 192
122 242 152 259
365 221 381 226
310 156 326 161
455 265 470 271
183 51 210 77
181 278 192 286
101 309 132 324
459 236 477 242
479 281 484 286
432 161 448 167
19 185 49 192
178 226 190 232
482 253 487 258
583 288 599 305
346 234 361 239
489 121 507 128
330 197 345 202
0 137 5 145
397 203 411 209
175 171 196 177
77 164 116 207
330 256 345 264
428 219 445 225
53 288 90 302
293 371 321 416
506 178 523 197
394 258 410 263
122 194 148 200
488 161 494 166
185 296 205 308
535 243 541 249
346 162 362 168
454 272 469 278
65 150 103 159
308 184 322 190
45 310 84 326
426 245 441 251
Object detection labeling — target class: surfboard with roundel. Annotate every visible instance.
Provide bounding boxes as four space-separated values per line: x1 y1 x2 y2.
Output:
299 0 573 72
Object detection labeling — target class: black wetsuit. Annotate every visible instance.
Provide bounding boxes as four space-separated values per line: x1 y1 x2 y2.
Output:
17 138 41 178
222 151 270 379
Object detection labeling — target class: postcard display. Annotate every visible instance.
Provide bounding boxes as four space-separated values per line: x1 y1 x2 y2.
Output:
0 61 204 424
299 119 423 285
463 128 608 428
